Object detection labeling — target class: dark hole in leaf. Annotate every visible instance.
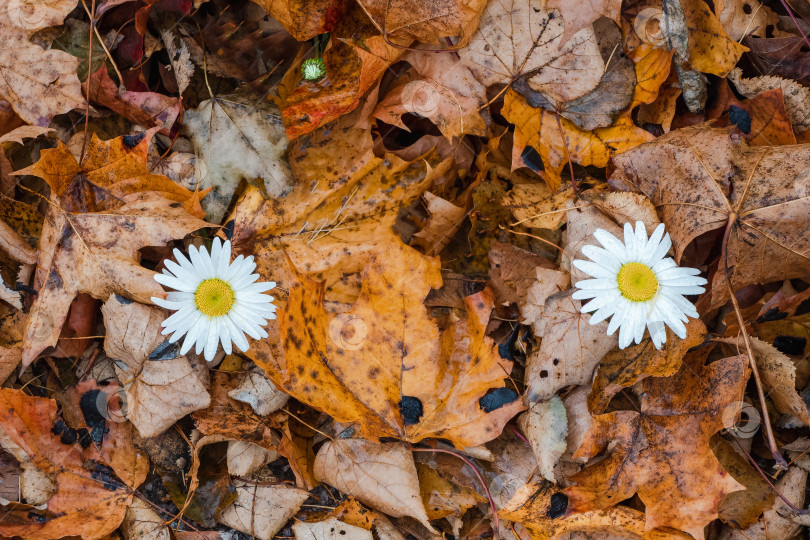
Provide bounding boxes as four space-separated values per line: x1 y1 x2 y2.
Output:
114 294 133 305
122 132 146 148
479 387 518 413
223 219 235 239
547 492 568 518
728 105 751 134
773 335 807 356
149 339 180 361
520 145 544 172
400 396 424 425
796 298 810 316
757 308 787 322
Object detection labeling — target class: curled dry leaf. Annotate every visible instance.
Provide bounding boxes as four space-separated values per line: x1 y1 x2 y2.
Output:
487 241 563 308
102 295 211 438
252 0 346 41
411 192 467 256
227 440 278 477
710 437 774 529
566 347 749 539
313 438 434 531
719 336 810 426
680 0 748 77
182 94 294 222
293 517 374 540
459 0 604 104
609 125 810 305
219 478 310 540
548 0 622 47
728 68 810 134
524 289 618 403
715 0 777 41
227 371 289 416
19 191 207 369
0 388 146 540
501 182 574 230
415 462 485 521
122 498 170 540
275 249 524 447
715 87 796 147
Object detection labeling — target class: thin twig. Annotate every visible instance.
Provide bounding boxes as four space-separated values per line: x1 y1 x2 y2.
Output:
721 214 787 469
730 437 809 513
79 0 97 165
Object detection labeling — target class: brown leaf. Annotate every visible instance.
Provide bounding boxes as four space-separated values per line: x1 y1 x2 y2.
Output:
565 347 749 538
715 87 797 146
293 517 374 540
0 388 145 540
355 0 487 47
729 68 810 135
218 479 309 540
20 193 208 369
525 289 617 403
0 5 84 126
609 125 810 305
102 295 211 438
503 89 654 189
715 0 777 41
500 483 690 539
719 335 810 426
251 0 347 41
548 0 622 47
415 462 484 520
459 0 604 105
281 7 404 139
411 192 467 256
275 249 523 447
588 319 707 414
681 0 748 77
313 438 434 530
710 436 774 529
487 241 561 307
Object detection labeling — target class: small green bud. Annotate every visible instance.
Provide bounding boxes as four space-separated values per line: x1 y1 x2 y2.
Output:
301 58 326 81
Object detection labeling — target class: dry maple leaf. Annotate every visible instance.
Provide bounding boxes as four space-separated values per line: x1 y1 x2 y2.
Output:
16 130 210 217
548 0 622 47
0 1 85 126
355 0 487 47
251 0 347 41
271 245 523 448
502 89 654 189
713 86 796 147
0 388 147 540
182 94 294 222
218 478 309 540
459 0 604 105
565 347 749 539
609 125 810 305
20 192 209 369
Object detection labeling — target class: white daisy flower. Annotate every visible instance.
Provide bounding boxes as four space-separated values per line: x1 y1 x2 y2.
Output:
572 221 706 350
151 238 276 362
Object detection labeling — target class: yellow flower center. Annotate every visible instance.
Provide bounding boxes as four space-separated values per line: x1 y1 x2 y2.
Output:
616 262 659 302
195 278 235 317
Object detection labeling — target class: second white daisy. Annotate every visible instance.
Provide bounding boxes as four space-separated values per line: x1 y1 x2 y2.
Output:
573 221 706 349
151 238 276 362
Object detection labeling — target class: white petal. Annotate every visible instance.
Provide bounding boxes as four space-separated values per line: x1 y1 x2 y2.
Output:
204 318 220 361
573 288 600 300
643 225 671 266
195 318 210 355
618 313 633 349
652 257 677 274
573 278 618 290
189 245 214 279
217 240 232 278
607 300 630 335
152 297 186 311
155 273 196 292
164 259 202 287
230 272 260 290
664 285 706 296
588 303 618 325
171 248 195 274
665 315 687 339
180 315 204 355
240 281 276 294
624 223 638 260
633 303 647 344
224 315 249 352
162 306 198 333
581 245 622 273
218 316 233 356
634 221 648 260
580 289 621 313
594 229 629 262
229 309 265 340
572 260 618 280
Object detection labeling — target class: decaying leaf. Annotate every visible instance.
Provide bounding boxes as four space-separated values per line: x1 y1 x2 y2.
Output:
20 193 207 369
183 94 294 222
313 438 434 530
609 125 810 305
0 388 147 539
459 0 605 104
517 396 567 482
102 295 211 438
218 478 309 540
588 319 706 414
728 68 810 134
525 290 617 404
566 347 749 539
274 248 523 447
711 436 774 529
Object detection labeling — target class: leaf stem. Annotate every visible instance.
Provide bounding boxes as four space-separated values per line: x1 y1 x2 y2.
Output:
409 446 500 539
721 213 787 469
